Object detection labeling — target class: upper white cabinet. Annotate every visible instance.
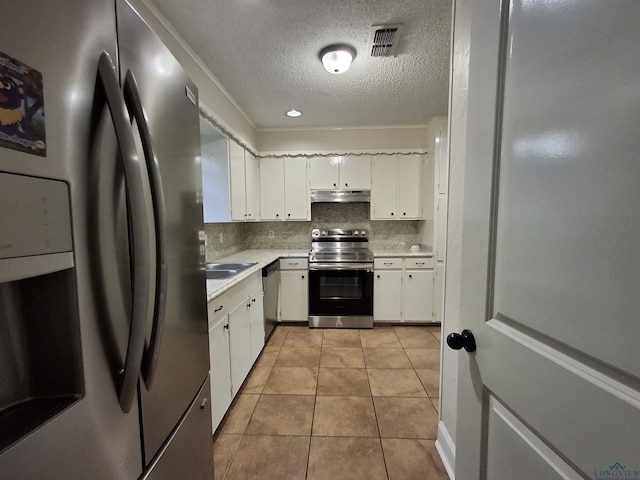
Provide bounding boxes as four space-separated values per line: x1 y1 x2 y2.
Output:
230 142 260 221
259 157 309 221
308 156 371 190
371 155 423 220
200 120 231 223
200 121 259 223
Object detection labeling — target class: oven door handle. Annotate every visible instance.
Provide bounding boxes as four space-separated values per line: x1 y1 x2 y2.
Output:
309 263 374 271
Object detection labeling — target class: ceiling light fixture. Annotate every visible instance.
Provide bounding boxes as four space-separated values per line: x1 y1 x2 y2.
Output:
319 44 356 74
286 109 302 117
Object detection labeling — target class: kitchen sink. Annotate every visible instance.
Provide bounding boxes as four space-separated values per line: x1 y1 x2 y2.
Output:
205 262 257 280
208 262 257 271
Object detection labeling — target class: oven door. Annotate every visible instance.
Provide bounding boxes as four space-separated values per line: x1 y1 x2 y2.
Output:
308 264 373 328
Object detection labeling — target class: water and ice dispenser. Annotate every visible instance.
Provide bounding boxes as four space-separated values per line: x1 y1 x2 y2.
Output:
0 172 83 453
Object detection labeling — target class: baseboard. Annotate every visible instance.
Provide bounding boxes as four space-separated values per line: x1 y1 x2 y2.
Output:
436 421 456 479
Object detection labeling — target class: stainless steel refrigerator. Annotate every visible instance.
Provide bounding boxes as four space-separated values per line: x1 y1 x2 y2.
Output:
0 0 213 478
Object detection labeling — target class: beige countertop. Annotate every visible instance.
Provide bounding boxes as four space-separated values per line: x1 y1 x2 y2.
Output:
372 248 433 257
206 249 307 302
206 248 433 302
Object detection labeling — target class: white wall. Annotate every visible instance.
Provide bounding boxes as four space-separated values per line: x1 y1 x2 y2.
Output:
436 0 472 478
256 125 429 154
128 0 257 149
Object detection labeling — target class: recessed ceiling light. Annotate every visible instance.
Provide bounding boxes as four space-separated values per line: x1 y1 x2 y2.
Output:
286 109 302 117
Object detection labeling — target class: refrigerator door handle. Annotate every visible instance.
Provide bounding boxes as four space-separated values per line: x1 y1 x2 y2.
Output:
97 52 150 413
123 69 168 390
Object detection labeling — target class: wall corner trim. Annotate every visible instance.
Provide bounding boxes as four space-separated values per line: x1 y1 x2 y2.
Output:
436 421 456 479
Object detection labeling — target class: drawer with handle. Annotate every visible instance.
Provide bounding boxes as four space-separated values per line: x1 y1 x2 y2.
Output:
280 258 308 270
404 257 434 269
374 258 402 269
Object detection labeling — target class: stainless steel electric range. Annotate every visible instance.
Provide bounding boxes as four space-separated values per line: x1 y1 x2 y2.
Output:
308 228 374 328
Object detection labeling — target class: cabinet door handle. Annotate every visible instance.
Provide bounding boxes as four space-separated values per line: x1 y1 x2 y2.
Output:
214 305 224 313
377 274 380 278
333 183 337 187
252 298 256 303
276 213 279 217
345 183 348 187
408 274 413 279
290 262 299 266
223 324 229 330
287 213 291 217
247 303 251 308
301 275 305 279
403 212 407 216
391 212 394 216
383 262 393 266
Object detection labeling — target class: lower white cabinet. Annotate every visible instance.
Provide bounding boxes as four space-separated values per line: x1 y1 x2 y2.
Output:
373 270 402 321
279 258 308 322
373 256 435 323
207 271 265 432
249 286 265 363
403 269 434 321
208 313 231 433
228 298 253 398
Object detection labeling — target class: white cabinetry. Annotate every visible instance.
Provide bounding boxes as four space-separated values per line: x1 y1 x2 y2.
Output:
259 157 309 221
374 257 402 321
373 256 435 323
279 258 308 322
201 133 259 223
207 271 264 432
230 142 260 221
228 299 253 397
249 286 264 363
208 301 231 433
429 118 448 322
403 258 434 322
371 155 423 219
308 156 371 190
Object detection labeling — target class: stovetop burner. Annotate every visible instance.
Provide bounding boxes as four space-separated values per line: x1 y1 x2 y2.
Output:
309 228 374 264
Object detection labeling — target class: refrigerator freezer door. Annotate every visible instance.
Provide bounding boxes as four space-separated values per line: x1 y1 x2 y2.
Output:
140 376 214 480
115 0 211 465
0 0 143 478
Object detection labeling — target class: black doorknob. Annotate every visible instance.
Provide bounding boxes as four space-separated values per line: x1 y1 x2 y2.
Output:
446 329 476 352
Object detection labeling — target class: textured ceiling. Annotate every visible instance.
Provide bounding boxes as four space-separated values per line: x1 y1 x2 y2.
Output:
149 0 451 129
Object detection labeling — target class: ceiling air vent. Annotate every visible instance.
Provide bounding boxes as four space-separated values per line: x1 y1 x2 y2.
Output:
368 24 404 57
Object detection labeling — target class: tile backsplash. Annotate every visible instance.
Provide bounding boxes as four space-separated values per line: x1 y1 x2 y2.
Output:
204 203 423 262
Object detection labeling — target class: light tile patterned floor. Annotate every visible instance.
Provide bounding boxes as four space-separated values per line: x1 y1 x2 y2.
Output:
213 325 447 480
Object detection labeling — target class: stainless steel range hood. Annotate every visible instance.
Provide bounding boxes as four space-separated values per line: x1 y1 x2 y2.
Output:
310 189 371 203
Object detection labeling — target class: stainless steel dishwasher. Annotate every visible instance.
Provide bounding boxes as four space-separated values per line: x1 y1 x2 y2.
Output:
262 260 280 340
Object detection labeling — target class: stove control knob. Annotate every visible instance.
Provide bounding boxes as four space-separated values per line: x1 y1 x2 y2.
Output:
321 230 327 236
312 228 320 237
353 230 359 236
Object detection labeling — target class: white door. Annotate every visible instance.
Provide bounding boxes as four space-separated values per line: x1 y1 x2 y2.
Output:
284 158 309 220
397 155 422 219
371 157 398 219
372 270 402 322
244 151 260 221
259 157 284 220
340 155 372 190
280 270 308 321
228 141 246 221
308 156 339 189
228 299 252 397
402 270 433 323
453 1 640 478
249 286 265 363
